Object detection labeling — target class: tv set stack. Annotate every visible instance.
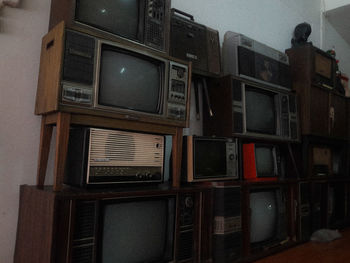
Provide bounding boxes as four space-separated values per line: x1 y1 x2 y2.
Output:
286 44 350 240
14 1 218 263
13 1 350 262
192 31 304 261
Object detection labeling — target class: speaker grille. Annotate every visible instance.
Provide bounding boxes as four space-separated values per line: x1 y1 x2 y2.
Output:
71 245 94 263
145 0 165 50
73 201 96 240
63 31 95 85
214 187 241 219
89 128 164 167
178 230 193 261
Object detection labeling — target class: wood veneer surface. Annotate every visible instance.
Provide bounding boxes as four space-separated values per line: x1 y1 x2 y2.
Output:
254 228 350 263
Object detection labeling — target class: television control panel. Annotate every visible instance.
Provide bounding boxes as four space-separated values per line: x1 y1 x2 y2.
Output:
167 62 189 120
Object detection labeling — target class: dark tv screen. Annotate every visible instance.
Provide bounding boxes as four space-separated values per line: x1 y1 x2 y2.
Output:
194 140 227 177
245 86 276 135
255 146 274 177
250 191 277 243
98 45 163 113
102 198 175 263
75 0 140 40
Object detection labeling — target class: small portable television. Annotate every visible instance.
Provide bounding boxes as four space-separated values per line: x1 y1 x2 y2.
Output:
203 76 299 141
48 0 171 52
249 186 289 251
222 31 291 90
243 143 284 181
64 127 171 187
35 22 190 128
181 136 238 182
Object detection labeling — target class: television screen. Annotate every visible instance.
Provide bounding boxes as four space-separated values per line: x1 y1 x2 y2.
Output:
194 140 227 177
255 146 274 177
98 44 163 113
75 0 140 40
102 198 175 263
245 86 276 134
250 191 277 243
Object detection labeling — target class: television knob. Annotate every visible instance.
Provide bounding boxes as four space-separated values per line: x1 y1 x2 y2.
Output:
177 69 185 78
229 154 235 160
184 196 193 208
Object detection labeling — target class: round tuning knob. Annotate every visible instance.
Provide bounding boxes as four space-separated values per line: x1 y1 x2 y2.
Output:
184 196 193 208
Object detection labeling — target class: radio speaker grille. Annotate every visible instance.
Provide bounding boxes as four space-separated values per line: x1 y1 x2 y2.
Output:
89 129 164 166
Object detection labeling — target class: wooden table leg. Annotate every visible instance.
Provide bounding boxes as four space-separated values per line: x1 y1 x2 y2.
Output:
36 115 53 188
172 127 183 188
53 112 71 191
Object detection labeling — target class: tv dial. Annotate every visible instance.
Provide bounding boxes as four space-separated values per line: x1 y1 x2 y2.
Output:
184 196 194 208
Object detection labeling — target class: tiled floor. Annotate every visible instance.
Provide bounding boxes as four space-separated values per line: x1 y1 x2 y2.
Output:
254 229 350 263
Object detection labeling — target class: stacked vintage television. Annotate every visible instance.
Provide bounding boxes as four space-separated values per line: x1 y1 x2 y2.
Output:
15 1 212 263
188 32 301 262
13 2 350 263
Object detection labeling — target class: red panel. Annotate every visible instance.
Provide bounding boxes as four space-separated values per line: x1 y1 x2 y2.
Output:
243 143 257 180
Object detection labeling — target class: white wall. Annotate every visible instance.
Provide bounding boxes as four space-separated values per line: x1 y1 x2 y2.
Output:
1 0 350 262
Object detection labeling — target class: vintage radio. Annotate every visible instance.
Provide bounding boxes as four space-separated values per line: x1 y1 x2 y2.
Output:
170 9 221 76
222 31 291 90
181 136 239 182
35 23 190 128
203 75 299 142
48 0 171 53
64 127 168 187
286 45 336 89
